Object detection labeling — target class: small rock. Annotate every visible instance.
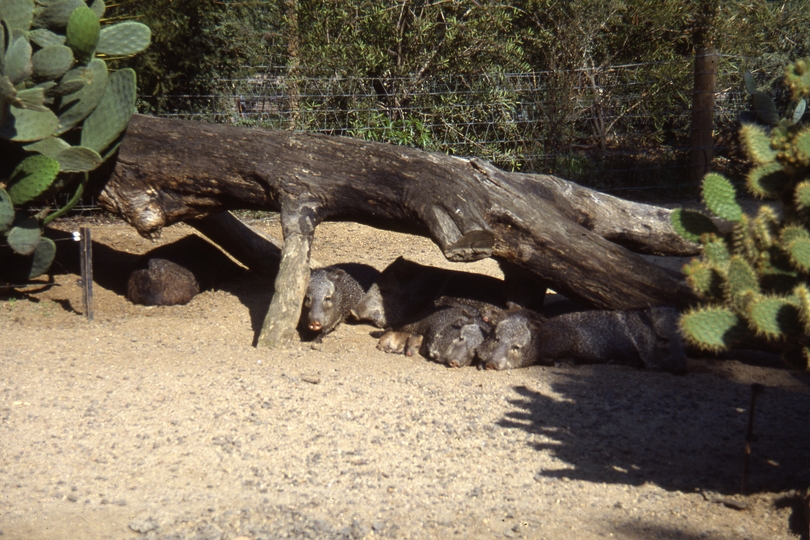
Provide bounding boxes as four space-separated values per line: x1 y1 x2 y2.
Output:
129 516 158 533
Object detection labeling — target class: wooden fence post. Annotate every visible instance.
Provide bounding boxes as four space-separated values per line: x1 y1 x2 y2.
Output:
689 47 719 185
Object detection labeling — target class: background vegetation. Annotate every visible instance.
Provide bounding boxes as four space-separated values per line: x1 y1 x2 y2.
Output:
107 0 810 199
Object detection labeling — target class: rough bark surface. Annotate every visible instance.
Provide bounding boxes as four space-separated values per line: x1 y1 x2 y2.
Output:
96 114 700 347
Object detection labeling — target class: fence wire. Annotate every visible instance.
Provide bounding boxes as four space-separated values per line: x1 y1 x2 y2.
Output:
142 57 764 202
47 56 771 214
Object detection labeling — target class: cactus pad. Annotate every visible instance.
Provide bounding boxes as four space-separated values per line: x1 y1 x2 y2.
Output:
96 21 151 56
794 127 810 165
0 104 59 141
0 187 14 233
15 86 50 111
786 236 810 272
31 44 74 80
746 295 801 339
746 162 787 198
22 134 70 158
56 57 107 134
786 58 810 100
55 144 102 172
6 153 59 204
682 259 721 298
88 0 105 18
795 284 810 334
65 6 99 62
6 215 40 255
28 28 66 48
740 124 777 165
702 173 743 222
795 181 810 210
2 235 55 280
32 0 86 30
0 0 35 32
726 256 760 298
679 306 746 352
80 67 135 153
4 34 33 85
702 235 731 269
751 91 780 126
669 208 718 243
792 98 806 124
25 235 55 278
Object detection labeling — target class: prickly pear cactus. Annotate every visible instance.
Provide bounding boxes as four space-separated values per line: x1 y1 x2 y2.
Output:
0 0 149 281
672 58 810 369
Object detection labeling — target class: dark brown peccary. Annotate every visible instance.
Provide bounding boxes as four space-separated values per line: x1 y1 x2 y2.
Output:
127 259 199 306
302 263 380 341
478 306 686 373
126 235 245 306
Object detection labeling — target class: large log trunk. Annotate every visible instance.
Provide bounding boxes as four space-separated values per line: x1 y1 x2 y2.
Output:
97 115 700 347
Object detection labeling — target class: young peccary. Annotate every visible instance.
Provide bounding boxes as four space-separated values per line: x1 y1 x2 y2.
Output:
127 259 200 306
350 257 507 329
377 305 488 367
302 263 380 340
478 306 686 373
377 331 423 356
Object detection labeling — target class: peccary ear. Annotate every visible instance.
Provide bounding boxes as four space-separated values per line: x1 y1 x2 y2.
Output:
505 301 521 310
326 268 347 280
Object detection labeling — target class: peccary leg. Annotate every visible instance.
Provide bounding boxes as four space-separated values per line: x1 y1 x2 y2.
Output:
258 199 320 348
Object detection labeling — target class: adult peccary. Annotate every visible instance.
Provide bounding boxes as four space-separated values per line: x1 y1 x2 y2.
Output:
442 320 489 368
302 263 380 340
127 259 200 306
478 306 686 373
350 257 509 329
127 235 245 306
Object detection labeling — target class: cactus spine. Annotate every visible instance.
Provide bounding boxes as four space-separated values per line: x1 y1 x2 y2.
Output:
0 0 150 280
672 58 810 369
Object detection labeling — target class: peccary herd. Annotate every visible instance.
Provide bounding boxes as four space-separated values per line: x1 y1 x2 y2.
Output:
125 237 687 373
302 256 688 373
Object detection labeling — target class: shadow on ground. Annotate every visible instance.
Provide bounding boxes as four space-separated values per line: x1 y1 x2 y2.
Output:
498 366 810 495
45 229 275 340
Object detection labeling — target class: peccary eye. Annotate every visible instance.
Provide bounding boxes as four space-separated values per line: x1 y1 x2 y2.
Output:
511 344 520 351
304 297 312 307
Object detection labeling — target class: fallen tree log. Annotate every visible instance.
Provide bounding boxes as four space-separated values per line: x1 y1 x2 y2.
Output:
96 114 700 347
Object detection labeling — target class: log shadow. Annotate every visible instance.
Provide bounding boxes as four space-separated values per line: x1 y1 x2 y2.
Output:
497 367 810 495
47 228 139 296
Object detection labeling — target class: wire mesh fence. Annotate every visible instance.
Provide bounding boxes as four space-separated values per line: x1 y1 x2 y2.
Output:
49 54 770 216
142 55 763 203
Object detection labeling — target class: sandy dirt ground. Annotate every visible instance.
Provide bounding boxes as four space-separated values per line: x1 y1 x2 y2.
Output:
1 216 809 540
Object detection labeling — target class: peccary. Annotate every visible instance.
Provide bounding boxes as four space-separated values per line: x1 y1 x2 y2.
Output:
302 263 380 340
376 304 488 366
126 235 245 306
377 331 423 356
127 258 200 306
350 257 507 329
478 306 686 373
442 320 489 368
